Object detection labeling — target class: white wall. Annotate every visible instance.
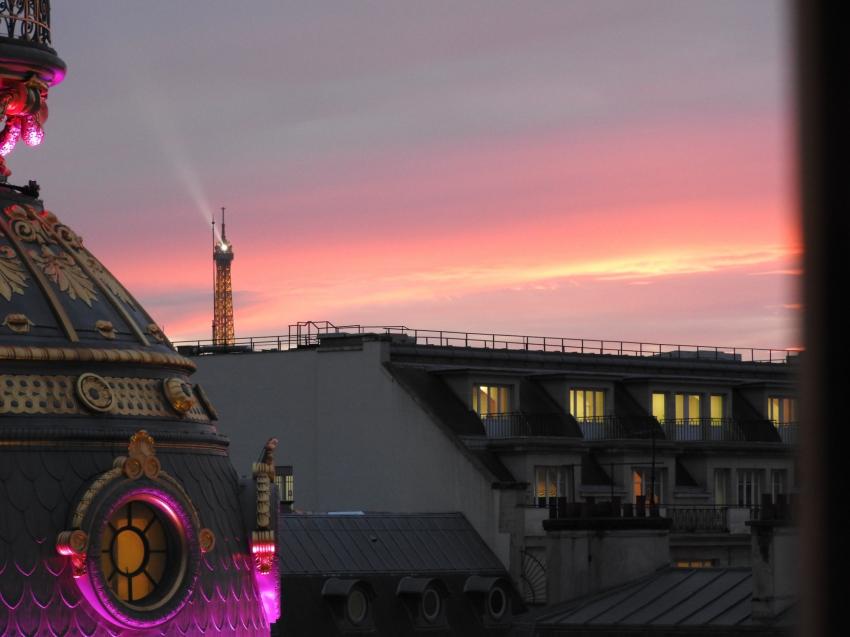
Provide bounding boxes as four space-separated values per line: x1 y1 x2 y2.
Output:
191 343 509 563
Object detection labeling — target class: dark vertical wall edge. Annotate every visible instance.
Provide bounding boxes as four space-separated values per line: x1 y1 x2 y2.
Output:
797 1 850 636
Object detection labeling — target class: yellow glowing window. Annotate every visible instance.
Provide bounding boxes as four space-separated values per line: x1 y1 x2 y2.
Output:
652 393 666 421
569 389 605 421
674 393 701 424
472 385 510 416
768 397 796 425
101 501 169 604
710 395 724 424
675 560 715 568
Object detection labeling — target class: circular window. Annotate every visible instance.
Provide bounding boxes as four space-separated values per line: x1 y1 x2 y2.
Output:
346 588 369 625
82 489 200 627
421 587 442 623
100 500 177 606
487 586 507 621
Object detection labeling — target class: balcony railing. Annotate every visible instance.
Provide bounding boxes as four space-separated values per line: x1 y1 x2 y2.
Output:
173 320 801 364
1 0 51 47
577 416 630 440
775 422 798 444
659 418 745 442
479 412 564 438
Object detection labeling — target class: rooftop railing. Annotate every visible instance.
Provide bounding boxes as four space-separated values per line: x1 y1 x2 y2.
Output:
1 0 51 47
173 320 801 364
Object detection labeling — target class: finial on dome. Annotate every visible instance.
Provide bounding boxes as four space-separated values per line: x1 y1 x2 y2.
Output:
0 1 66 180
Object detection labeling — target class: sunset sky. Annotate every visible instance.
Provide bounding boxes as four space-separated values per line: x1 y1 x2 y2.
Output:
11 1 798 347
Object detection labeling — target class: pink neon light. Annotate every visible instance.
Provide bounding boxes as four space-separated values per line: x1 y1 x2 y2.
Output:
0 118 21 156
22 115 44 147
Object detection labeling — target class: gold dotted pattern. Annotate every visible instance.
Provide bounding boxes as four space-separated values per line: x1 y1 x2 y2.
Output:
0 374 209 422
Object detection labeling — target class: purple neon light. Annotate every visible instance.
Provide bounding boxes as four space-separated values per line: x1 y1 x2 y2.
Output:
78 486 199 630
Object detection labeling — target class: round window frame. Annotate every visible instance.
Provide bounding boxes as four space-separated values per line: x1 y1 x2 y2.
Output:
421 587 442 624
80 484 201 629
346 587 369 626
487 586 508 621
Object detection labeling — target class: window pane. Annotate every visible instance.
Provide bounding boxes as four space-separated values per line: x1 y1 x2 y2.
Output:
675 394 685 420
569 390 576 417
575 390 585 419
768 397 779 422
689 395 701 422
652 393 666 421
595 391 605 418
710 395 724 421
585 392 594 419
535 468 546 498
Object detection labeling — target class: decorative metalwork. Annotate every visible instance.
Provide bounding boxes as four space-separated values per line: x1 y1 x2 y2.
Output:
162 377 197 414
0 243 27 299
519 548 547 605
30 244 99 306
0 0 52 46
76 372 114 413
0 372 210 420
95 319 116 339
2 312 32 333
0 344 195 369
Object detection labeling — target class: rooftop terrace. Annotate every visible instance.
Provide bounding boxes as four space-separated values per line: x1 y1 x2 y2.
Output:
175 320 801 364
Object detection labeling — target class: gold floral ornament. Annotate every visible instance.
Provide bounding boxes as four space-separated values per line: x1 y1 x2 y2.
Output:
4 204 54 245
29 245 98 306
126 429 161 480
2 313 33 333
76 373 114 413
84 253 137 311
0 244 28 300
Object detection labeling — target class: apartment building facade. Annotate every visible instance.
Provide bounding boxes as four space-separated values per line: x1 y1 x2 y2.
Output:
186 324 798 607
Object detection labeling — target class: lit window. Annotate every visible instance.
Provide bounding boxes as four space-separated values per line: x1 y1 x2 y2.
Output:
100 501 174 605
632 468 664 504
569 389 605 421
674 393 701 424
274 465 294 503
768 397 797 425
710 395 725 424
652 392 666 421
675 560 715 568
472 385 511 416
534 466 574 508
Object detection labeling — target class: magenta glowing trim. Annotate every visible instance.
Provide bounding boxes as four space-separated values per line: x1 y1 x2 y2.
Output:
76 486 199 630
21 115 44 147
0 118 21 156
250 539 280 624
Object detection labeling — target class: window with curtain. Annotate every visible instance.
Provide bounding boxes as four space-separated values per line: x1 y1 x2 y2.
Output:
534 466 574 508
471 385 511 416
569 388 605 421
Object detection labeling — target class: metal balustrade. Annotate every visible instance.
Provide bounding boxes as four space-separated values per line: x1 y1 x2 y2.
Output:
173 320 801 364
1 0 51 47
775 422 798 444
659 418 746 442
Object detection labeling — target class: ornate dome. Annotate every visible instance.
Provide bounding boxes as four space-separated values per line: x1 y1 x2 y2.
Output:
0 188 277 637
0 6 277 634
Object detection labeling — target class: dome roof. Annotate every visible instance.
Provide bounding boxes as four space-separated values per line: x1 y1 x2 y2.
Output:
0 185 216 435
0 189 178 355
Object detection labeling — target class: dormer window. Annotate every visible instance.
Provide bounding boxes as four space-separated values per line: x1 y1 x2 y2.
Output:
569 389 605 421
768 397 796 424
472 385 511 416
